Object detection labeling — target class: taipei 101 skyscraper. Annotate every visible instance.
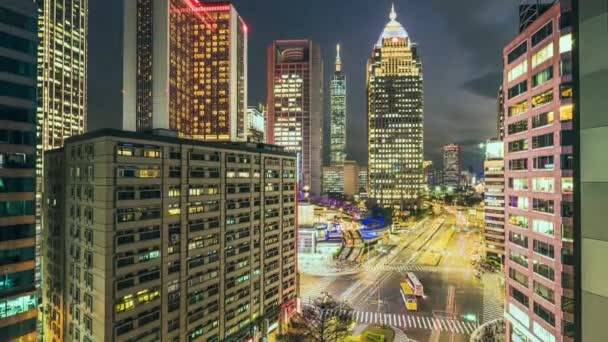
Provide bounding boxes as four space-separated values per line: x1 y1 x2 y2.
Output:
330 44 347 165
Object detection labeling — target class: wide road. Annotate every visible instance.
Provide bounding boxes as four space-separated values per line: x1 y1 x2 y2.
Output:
300 211 502 341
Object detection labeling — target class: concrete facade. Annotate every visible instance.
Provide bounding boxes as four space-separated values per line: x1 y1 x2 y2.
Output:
42 129 298 341
577 0 608 341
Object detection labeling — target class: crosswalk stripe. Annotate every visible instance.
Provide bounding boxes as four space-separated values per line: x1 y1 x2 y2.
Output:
344 310 477 335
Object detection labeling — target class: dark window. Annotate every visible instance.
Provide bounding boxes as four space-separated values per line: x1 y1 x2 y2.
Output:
0 178 34 193
509 232 528 248
533 155 554 170
559 11 572 29
0 81 35 100
562 202 574 217
532 111 554 128
508 80 528 99
560 58 572 76
169 166 181 178
533 198 555 214
0 247 35 266
0 56 35 78
562 246 574 266
532 133 554 149
0 104 35 123
0 7 36 31
509 139 528 153
534 302 555 326
509 268 528 287
0 200 34 217
0 32 35 54
508 120 528 135
508 41 528 63
0 224 34 241
561 130 575 146
533 240 555 259
533 261 555 280
509 158 528 171
561 154 573 170
511 286 529 307
532 22 553 47
532 66 553 87
0 317 36 340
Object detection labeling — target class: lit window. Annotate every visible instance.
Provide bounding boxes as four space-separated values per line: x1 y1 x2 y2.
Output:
562 177 573 193
508 60 528 82
532 43 554 68
559 34 572 53
560 104 573 121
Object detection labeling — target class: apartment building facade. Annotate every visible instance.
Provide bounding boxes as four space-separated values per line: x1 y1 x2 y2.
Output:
42 129 298 341
502 1 575 341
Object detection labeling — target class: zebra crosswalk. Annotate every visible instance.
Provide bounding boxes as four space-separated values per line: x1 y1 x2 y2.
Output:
367 265 439 273
482 274 504 323
328 310 479 335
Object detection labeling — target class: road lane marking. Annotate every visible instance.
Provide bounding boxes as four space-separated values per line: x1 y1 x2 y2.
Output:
407 316 413 326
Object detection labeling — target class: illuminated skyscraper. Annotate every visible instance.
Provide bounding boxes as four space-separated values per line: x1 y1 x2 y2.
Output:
267 40 323 195
367 4 424 209
442 144 462 188
330 44 347 165
0 2 38 340
123 0 248 141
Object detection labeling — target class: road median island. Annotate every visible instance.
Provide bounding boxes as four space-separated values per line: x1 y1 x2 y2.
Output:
417 228 454 266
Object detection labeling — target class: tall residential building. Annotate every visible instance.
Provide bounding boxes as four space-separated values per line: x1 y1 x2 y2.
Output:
329 44 347 165
42 129 298 341
246 105 266 143
367 4 424 209
498 86 506 140
123 0 248 141
36 0 88 295
483 140 506 262
442 144 461 189
0 2 38 340
502 2 575 341
267 40 323 195
577 1 608 341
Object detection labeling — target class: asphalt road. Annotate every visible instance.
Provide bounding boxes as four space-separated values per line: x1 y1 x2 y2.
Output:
300 212 500 342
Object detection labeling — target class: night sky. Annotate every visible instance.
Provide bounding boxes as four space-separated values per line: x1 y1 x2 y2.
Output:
88 0 519 173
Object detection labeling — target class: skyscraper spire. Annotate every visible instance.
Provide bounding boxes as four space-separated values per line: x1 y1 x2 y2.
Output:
335 44 342 72
390 2 397 21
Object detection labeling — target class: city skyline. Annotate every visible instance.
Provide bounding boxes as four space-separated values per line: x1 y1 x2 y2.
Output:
3 0 606 341
87 0 520 171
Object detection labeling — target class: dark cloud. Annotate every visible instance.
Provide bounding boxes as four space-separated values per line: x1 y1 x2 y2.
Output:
461 72 503 98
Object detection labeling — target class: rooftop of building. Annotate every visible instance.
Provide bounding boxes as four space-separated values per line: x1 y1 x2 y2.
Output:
376 3 410 47
62 128 296 157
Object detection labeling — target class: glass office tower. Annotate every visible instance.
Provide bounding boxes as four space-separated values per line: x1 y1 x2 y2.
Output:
0 1 39 340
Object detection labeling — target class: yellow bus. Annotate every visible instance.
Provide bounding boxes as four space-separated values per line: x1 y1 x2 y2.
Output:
400 282 418 311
